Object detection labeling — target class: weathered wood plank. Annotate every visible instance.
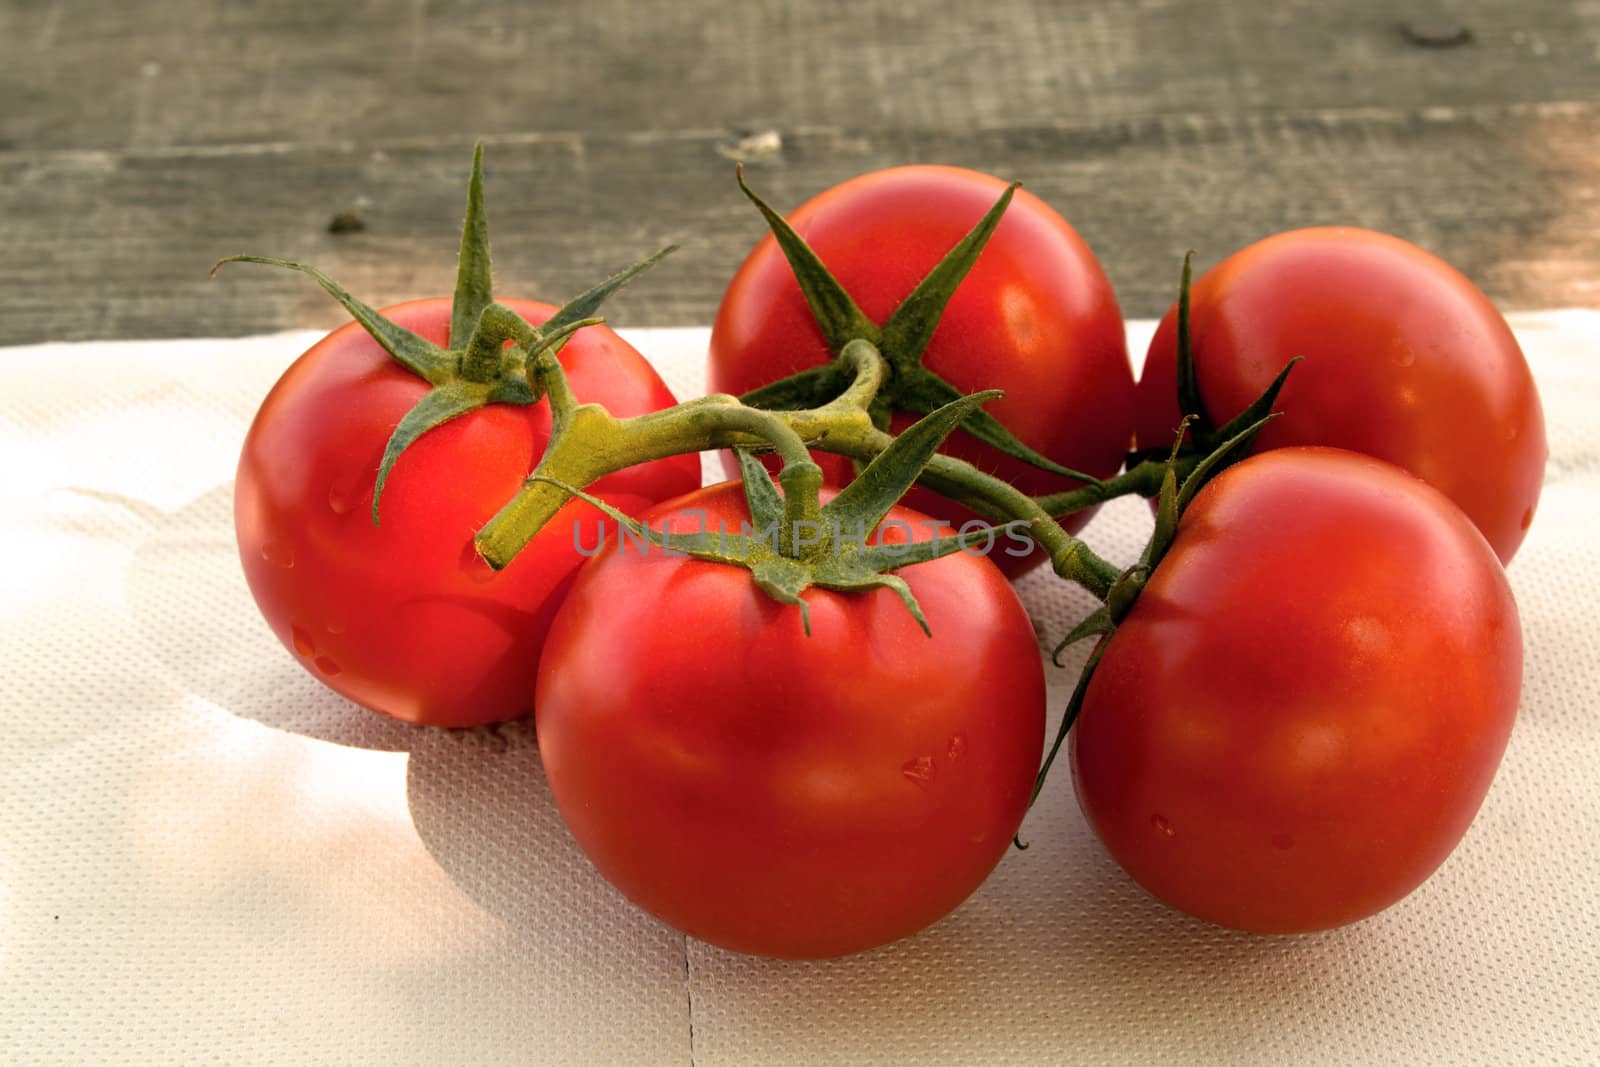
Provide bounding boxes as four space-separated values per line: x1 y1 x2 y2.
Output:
2 102 1595 344
1 0 1596 152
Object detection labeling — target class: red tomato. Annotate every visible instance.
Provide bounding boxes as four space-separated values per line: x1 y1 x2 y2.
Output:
708 165 1134 574
1134 227 1546 563
535 482 1046 958
235 299 700 728
1071 448 1521 934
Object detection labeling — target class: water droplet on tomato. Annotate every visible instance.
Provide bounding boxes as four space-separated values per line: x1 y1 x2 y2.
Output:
314 655 342 676
291 625 315 658
325 621 347 635
1150 814 1176 838
947 735 966 762
261 542 294 568
327 483 358 515
901 756 935 784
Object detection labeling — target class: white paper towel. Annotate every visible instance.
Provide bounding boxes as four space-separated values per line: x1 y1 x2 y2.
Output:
1 315 1596 1065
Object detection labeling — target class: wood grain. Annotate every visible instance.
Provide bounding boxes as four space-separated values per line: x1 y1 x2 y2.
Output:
1 0 1596 343
4 0 1595 150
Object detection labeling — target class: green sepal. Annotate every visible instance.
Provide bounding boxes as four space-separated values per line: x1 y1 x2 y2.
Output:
372 382 488 523
751 557 815 635
822 390 999 536
1122 350 1300 486
1174 250 1210 434
807 526 995 639
1141 416 1192 567
1104 565 1149 626
877 182 1016 364
1029 638 1110 809
527 476 755 562
1050 604 1114 668
806 397 1009 636
845 573 925 635
895 366 1102 483
535 392 1003 639
1205 358 1299 455
1029 602 1118 814
738 363 849 411
866 396 895 434
468 313 598 404
1029 412 1280 806
1093 410 1275 631
736 168 1081 482
734 448 785 531
736 165 879 352
523 314 603 373
458 301 526 386
843 524 999 576
541 245 676 341
210 255 452 383
217 147 679 533
450 143 494 349
337 238 671 519
378 314 602 521
460 248 673 385
1175 412 1279 515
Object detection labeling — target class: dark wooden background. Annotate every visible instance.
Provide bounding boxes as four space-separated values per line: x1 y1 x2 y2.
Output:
2 0 1596 345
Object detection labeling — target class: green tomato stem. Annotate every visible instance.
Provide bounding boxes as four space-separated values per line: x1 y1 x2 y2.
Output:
473 339 1122 599
530 353 582 432
1033 456 1188 516
823 338 889 414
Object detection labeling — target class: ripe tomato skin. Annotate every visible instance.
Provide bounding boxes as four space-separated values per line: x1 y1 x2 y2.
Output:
535 483 1046 959
234 298 700 728
1134 227 1546 563
707 165 1135 574
1071 448 1521 934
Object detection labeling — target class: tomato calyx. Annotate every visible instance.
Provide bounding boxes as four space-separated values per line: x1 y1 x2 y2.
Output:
474 333 1124 600
731 166 1100 485
534 392 1005 636
213 144 672 523
1022 407 1280 819
1125 252 1301 475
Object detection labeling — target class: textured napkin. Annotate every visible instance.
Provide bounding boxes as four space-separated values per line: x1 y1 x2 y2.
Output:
2 315 1596 1065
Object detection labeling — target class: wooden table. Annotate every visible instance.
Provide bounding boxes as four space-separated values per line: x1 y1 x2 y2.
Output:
2 1 1596 345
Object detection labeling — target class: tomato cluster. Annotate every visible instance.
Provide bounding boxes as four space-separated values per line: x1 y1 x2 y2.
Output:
230 155 1543 956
